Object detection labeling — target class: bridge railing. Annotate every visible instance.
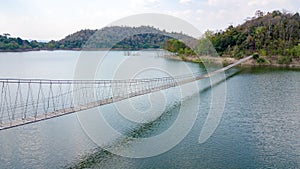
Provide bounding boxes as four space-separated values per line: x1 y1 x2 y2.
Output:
0 75 191 128
0 55 253 130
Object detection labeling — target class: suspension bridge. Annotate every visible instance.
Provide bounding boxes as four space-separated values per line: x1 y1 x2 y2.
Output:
0 55 253 130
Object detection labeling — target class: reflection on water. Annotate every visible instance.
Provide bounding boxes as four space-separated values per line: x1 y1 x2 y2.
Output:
71 67 300 168
0 51 299 168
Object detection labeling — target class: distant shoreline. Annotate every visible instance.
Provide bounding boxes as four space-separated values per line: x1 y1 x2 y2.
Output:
161 54 300 69
1 49 299 69
0 48 163 52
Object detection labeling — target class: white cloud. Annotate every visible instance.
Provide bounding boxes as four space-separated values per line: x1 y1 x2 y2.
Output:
196 9 204 14
248 0 271 6
130 0 161 9
179 0 192 4
167 9 192 19
207 0 217 5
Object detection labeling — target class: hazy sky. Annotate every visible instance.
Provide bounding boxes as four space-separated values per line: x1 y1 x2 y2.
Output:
0 0 299 40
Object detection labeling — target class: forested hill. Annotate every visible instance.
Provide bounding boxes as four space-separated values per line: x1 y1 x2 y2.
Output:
206 10 300 59
0 26 195 51
59 26 195 49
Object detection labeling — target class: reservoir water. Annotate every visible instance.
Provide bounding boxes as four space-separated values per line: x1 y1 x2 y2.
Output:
0 51 299 168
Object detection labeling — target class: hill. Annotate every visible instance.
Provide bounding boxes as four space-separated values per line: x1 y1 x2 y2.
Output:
204 10 300 64
58 26 195 49
0 26 195 51
0 34 46 51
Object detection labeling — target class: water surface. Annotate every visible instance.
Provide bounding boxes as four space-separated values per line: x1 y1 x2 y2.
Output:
0 51 299 168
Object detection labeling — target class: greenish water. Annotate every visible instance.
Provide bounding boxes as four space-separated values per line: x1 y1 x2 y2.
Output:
0 51 299 168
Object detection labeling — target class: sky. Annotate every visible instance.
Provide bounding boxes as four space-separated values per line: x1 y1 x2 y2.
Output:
0 0 299 40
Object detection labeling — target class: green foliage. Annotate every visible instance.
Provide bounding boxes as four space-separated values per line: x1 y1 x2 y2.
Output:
191 59 202 63
277 55 292 64
207 10 300 62
195 37 217 56
0 35 33 51
230 45 243 58
114 33 172 50
253 53 259 60
287 44 300 57
59 26 194 49
0 26 195 51
164 39 185 52
163 39 195 56
257 57 266 63
253 52 266 63
259 49 267 56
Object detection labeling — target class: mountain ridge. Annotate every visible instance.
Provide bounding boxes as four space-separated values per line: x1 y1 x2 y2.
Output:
0 26 196 51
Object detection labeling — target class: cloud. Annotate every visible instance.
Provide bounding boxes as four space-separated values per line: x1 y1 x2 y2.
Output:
130 0 161 9
248 0 271 6
207 0 217 5
167 9 192 19
179 0 192 4
196 9 204 14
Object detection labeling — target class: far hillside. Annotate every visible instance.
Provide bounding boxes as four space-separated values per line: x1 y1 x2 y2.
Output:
202 10 300 64
0 26 196 51
59 26 196 50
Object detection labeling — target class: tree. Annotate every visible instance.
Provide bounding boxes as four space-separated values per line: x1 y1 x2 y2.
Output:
164 39 195 56
196 37 217 56
16 37 23 45
255 10 264 18
206 10 300 61
3 33 10 37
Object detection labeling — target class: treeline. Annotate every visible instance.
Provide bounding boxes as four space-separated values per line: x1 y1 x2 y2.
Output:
0 34 69 51
204 10 300 60
163 39 195 56
0 26 195 51
0 35 45 51
62 26 194 49
114 33 172 49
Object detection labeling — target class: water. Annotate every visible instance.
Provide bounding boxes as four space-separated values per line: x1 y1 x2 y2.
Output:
0 51 299 168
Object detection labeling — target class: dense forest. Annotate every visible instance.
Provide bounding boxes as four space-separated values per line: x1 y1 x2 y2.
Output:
61 26 195 49
114 33 170 49
0 26 195 51
163 39 195 56
0 34 46 51
201 10 300 63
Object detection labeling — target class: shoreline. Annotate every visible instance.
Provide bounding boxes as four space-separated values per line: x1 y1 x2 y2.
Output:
160 54 300 69
1 49 300 69
0 48 162 52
